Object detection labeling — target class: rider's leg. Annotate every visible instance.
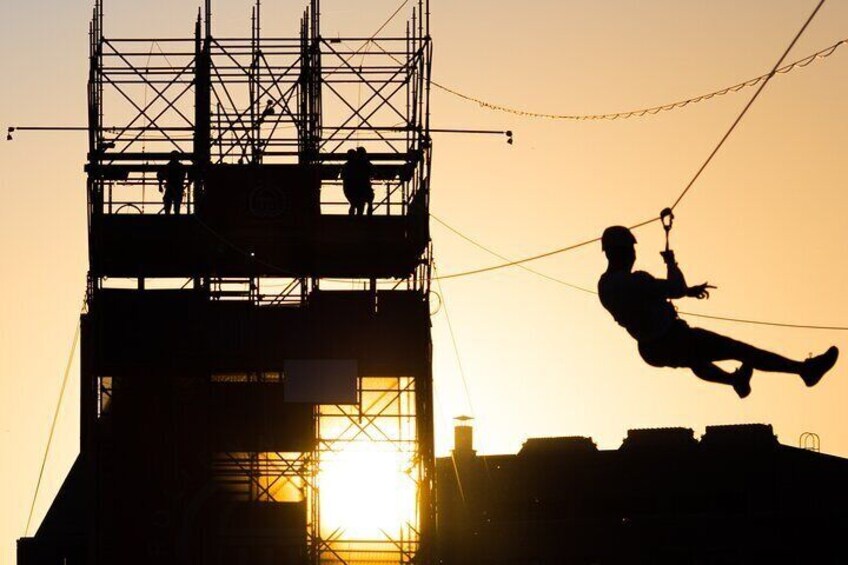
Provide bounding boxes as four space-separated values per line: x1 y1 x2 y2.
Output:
689 328 804 374
691 362 753 399
690 363 735 386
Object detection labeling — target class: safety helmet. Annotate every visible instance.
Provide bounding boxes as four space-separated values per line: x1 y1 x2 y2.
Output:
601 225 637 252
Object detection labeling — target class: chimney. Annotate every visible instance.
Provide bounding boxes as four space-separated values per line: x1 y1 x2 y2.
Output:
453 415 475 457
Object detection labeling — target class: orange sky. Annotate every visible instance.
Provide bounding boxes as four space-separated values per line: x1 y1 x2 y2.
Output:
2 1 848 562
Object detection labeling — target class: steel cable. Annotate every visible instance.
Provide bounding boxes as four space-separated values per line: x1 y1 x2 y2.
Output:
434 0 829 279
432 215 848 331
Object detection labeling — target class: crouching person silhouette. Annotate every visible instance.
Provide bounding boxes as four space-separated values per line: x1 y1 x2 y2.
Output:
597 225 838 398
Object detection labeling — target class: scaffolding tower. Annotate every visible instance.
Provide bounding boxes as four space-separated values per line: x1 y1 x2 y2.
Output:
18 1 434 564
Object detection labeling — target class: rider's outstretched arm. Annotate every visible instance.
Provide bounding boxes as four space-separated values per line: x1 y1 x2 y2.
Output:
660 250 715 300
661 250 688 299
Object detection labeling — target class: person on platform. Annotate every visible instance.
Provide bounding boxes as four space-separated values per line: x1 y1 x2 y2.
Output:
354 146 375 216
597 225 839 399
341 149 359 216
158 151 189 215
340 147 375 216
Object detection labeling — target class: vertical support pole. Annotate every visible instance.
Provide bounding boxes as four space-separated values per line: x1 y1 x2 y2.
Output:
423 25 432 151
311 0 322 167
87 15 97 157
85 1 104 481
256 0 263 163
87 1 105 289
418 0 423 42
250 7 257 163
88 3 105 218
194 15 211 178
299 12 307 163
412 6 418 162
298 12 305 162
256 0 262 43
216 103 223 162
406 19 411 148
303 0 322 166
96 0 104 143
310 403 320 565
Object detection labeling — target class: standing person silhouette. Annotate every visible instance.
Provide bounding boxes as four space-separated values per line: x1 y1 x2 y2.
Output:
354 147 374 216
341 149 359 216
340 148 374 216
158 151 188 215
597 225 838 398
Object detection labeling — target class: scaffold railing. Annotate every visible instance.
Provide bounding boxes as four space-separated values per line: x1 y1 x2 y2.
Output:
87 0 432 221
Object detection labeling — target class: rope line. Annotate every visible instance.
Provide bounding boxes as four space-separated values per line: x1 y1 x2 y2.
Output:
431 214 596 294
433 215 848 331
433 217 659 280
434 264 476 415
432 36 847 121
369 0 412 38
677 312 848 331
325 0 411 76
25 317 81 536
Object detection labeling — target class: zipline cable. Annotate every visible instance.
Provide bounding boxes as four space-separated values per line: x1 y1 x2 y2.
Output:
25 316 81 536
433 0 828 279
670 0 826 211
674 312 848 332
433 215 848 331
432 37 847 121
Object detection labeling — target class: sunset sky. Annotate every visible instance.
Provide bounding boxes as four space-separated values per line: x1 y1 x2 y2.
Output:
2 0 847 561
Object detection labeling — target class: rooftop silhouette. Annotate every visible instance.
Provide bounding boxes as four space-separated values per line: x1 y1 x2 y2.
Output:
437 423 848 564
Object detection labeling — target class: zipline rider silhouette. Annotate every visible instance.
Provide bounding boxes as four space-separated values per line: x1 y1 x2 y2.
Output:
598 210 838 398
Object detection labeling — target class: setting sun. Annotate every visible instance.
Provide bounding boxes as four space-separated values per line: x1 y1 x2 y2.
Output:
315 375 423 562
318 443 418 540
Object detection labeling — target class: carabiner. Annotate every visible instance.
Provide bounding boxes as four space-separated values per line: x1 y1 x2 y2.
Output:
660 207 675 233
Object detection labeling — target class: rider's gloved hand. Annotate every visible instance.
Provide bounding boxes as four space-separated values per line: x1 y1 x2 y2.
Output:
687 283 716 300
660 250 676 265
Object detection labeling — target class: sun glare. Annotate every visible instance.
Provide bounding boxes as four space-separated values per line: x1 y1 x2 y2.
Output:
318 443 417 540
